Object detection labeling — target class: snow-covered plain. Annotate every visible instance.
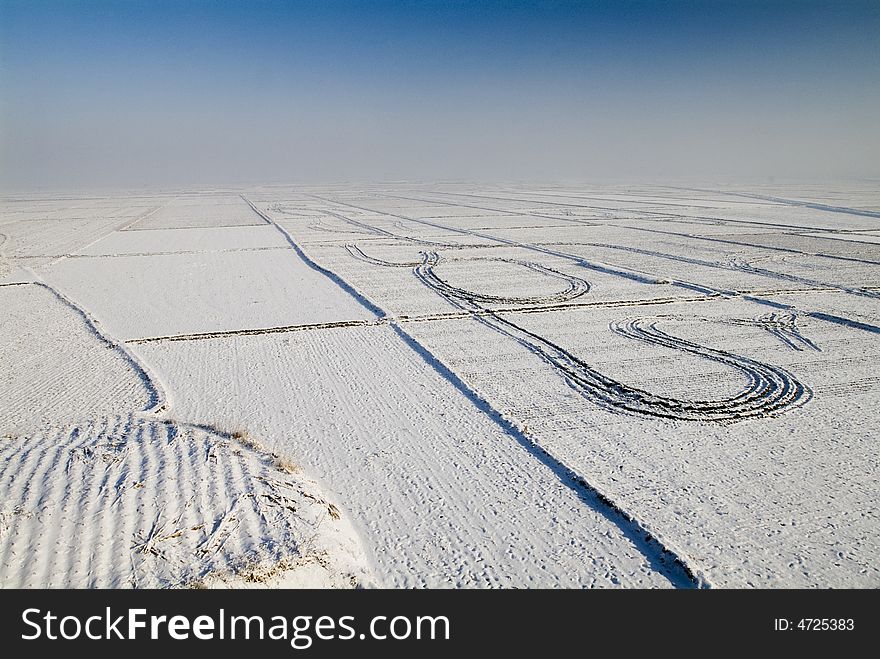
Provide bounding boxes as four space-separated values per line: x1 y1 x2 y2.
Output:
1 184 878 588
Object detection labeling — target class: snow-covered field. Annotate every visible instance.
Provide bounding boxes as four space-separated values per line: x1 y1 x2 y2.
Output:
1 183 878 588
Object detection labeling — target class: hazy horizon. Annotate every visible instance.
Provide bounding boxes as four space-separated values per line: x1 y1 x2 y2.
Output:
2 0 879 189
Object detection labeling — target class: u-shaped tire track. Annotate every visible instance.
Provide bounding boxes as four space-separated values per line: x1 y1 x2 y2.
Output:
413 252 591 306
414 252 811 422
315 194 880 338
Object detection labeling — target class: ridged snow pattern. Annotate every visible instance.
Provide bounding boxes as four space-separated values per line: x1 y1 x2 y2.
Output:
0 416 348 588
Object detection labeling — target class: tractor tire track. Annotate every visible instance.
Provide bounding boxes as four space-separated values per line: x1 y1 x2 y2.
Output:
414 189 868 232
316 194 880 337
417 253 590 306
581 242 880 301
345 244 422 267
269 222 705 587
317 207 454 247
666 186 880 220
610 224 880 267
415 252 811 423
721 312 820 352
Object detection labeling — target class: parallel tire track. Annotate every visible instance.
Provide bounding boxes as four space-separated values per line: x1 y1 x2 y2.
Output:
345 244 421 267
415 252 811 422
417 252 590 306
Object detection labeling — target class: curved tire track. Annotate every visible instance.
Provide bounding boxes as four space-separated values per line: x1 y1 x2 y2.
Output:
417 253 590 306
345 244 422 268
416 252 811 422
722 312 820 352
339 241 704 586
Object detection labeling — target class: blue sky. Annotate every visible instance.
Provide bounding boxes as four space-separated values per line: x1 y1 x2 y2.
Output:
1 1 879 187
